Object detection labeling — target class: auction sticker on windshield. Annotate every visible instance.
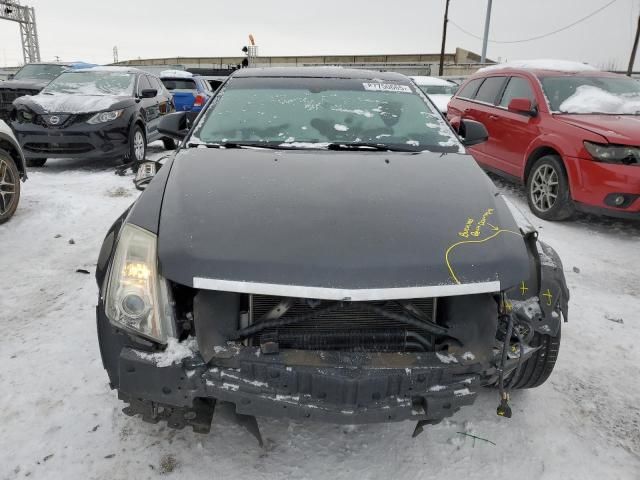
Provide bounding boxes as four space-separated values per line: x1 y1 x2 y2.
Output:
362 83 412 93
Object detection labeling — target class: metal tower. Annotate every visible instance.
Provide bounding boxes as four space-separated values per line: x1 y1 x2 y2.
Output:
0 1 41 64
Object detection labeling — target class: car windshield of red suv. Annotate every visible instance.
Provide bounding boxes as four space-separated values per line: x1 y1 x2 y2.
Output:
541 75 640 114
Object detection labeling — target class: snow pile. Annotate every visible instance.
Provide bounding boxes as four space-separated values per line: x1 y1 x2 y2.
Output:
558 85 640 114
137 337 198 367
160 69 193 78
479 59 597 73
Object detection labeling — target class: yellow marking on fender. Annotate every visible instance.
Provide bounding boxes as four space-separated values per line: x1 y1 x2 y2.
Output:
520 281 528 296
445 229 523 285
543 289 553 306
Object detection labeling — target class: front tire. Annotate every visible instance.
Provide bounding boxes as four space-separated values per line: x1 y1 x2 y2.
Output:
526 155 575 221
0 151 21 224
26 158 47 167
125 125 146 164
508 327 561 389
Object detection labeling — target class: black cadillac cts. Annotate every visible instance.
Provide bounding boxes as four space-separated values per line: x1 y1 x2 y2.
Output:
96 68 569 440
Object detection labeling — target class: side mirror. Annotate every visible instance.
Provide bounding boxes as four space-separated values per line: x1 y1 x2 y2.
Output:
459 119 488 146
140 89 157 99
507 98 537 116
158 111 189 140
134 161 159 190
7 74 14 80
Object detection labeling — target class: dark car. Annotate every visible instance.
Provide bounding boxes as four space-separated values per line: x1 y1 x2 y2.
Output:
0 120 27 223
95 68 569 441
0 62 95 121
10 66 175 167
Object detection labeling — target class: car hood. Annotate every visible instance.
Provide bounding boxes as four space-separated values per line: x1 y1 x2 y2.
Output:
157 148 530 296
0 79 49 91
13 93 134 114
555 114 640 145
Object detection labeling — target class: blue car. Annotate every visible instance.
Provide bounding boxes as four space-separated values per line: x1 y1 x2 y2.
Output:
159 70 213 112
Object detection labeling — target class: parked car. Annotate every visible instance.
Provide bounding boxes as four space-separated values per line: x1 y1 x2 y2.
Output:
447 61 640 220
0 62 95 121
95 67 569 440
10 66 175 167
0 119 27 224
159 70 213 112
410 76 458 113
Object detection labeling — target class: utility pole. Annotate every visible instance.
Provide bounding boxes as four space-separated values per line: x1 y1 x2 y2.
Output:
628 15 640 76
480 0 493 64
439 0 450 76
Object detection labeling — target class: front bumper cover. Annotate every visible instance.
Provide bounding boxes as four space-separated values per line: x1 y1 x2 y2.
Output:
117 346 483 428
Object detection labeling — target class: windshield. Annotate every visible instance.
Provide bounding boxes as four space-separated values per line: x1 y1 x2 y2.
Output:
162 78 197 91
418 85 457 96
42 71 136 96
13 64 66 81
541 75 640 113
191 77 460 152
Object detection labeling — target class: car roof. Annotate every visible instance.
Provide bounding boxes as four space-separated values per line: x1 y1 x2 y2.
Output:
232 67 409 82
410 76 455 86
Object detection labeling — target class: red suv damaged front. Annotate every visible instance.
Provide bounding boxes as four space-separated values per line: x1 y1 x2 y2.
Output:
447 66 640 220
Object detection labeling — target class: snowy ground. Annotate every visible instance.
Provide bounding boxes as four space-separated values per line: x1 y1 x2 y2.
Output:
1 143 639 479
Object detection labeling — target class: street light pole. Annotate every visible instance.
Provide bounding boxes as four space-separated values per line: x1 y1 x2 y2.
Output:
628 15 640 76
439 0 450 76
480 0 493 63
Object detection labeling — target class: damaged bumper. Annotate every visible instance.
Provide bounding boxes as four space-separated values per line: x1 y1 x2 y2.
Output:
117 346 482 428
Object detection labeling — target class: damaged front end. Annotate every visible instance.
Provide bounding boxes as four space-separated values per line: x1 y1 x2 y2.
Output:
96 231 568 442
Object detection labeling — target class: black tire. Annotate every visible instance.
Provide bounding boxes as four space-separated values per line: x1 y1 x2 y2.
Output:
0 151 21 224
526 155 575 221
26 158 47 167
162 137 177 150
508 327 561 389
125 124 146 163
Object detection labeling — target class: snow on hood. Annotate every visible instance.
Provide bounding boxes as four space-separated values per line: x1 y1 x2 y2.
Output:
24 93 128 114
558 85 640 115
410 76 454 87
479 59 598 73
428 94 452 113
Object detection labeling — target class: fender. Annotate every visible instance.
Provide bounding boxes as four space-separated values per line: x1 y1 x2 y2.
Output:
0 129 27 179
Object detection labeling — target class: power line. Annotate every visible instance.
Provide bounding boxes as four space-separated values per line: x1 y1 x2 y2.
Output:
450 0 619 44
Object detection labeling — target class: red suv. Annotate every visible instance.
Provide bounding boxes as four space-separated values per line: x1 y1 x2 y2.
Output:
448 65 640 221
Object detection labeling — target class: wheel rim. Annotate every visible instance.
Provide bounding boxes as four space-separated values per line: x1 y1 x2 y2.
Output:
133 130 145 161
0 158 17 216
530 164 559 212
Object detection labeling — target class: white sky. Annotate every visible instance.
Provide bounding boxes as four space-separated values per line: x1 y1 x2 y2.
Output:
0 0 638 70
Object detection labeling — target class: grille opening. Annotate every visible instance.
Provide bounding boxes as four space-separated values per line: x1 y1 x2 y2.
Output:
247 295 439 353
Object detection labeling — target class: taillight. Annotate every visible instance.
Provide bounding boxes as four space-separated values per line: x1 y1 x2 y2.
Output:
193 94 205 107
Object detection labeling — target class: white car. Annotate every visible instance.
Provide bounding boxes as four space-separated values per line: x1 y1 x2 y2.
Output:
0 120 27 223
410 76 459 114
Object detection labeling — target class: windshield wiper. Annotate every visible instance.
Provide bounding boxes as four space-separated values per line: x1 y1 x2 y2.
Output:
326 142 418 152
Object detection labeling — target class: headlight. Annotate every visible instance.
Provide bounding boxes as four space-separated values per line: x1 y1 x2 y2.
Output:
87 109 124 125
104 224 175 343
584 141 639 165
19 110 34 123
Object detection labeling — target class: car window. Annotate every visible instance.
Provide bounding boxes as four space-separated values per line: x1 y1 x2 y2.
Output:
42 71 136 96
192 77 461 153
540 75 640 111
499 77 536 107
161 78 197 91
148 76 162 93
456 78 483 99
137 75 152 95
474 77 507 104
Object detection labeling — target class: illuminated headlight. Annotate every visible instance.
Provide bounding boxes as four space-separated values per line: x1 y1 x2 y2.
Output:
104 224 175 343
87 109 124 125
584 141 640 165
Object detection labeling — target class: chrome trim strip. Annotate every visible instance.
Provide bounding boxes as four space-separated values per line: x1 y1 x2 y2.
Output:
192 278 501 300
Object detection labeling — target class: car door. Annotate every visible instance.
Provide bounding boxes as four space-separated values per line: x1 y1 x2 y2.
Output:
459 76 508 171
486 75 541 178
151 75 173 119
447 77 484 125
136 74 160 141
